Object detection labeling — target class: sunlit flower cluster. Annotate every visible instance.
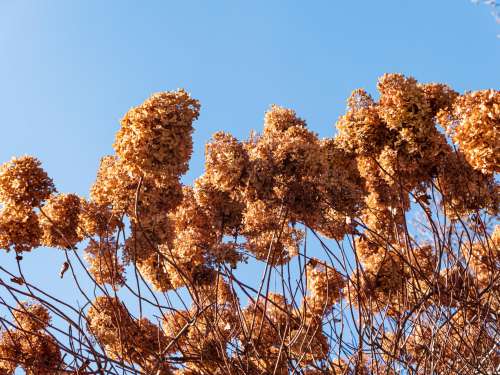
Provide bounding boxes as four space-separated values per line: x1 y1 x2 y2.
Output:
113 89 200 177
440 89 499 174
0 303 61 374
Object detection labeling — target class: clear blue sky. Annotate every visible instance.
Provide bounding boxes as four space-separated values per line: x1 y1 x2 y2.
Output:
0 0 498 320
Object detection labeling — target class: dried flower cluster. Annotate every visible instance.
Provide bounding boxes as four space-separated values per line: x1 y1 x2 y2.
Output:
0 77 498 374
0 303 61 374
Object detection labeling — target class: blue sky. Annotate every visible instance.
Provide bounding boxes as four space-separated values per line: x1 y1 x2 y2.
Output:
0 0 499 344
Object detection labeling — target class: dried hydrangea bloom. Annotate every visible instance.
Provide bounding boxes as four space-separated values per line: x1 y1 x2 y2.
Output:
303 258 345 316
131 318 171 373
90 155 134 212
348 247 407 315
243 136 276 202
441 89 499 174
312 206 355 240
240 293 293 350
39 193 82 249
136 251 172 292
263 104 306 134
204 131 249 193
17 332 62 374
0 156 55 208
376 128 449 191
405 245 437 279
288 315 329 365
310 139 364 239
464 225 499 289
175 284 239 373
0 330 19 374
377 73 432 132
0 206 41 252
435 265 477 307
114 90 200 177
436 150 498 218
123 217 172 266
192 179 243 266
12 302 50 332
242 199 303 264
84 238 125 288
320 139 365 216
87 296 133 349
194 175 244 237
77 199 121 238
336 89 390 156
407 311 498 374
356 155 409 241
88 296 169 370
170 188 214 253
244 106 327 223
162 309 191 351
419 82 458 117
267 126 326 223
157 186 231 287
91 155 183 217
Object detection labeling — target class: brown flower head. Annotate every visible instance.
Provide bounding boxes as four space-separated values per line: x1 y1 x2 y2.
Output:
39 193 82 249
113 90 200 177
0 206 41 252
12 302 51 332
0 156 55 208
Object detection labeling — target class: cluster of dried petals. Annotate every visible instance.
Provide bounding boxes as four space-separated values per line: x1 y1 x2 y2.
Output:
78 199 121 238
86 296 133 350
263 124 326 223
177 293 240 373
406 311 499 374
0 206 41 252
90 155 134 213
204 131 249 193
162 188 215 285
113 90 200 177
242 199 302 265
18 332 62 374
464 225 499 290
303 258 345 316
240 293 294 349
336 89 390 156
39 193 82 249
136 251 173 292
319 139 365 216
84 238 125 288
419 82 458 117
91 155 183 218
0 304 61 374
0 156 55 208
0 330 18 374
127 213 175 263
87 296 170 370
12 302 50 332
348 245 408 314
377 73 432 132
441 89 499 174
263 105 306 134
288 315 329 365
436 150 498 218
194 176 244 237
159 184 241 288
310 139 364 239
